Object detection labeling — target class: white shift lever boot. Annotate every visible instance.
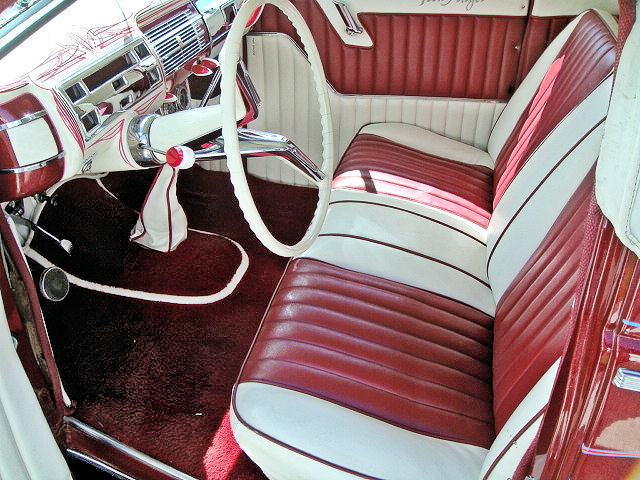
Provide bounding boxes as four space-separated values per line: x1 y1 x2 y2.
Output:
130 146 195 252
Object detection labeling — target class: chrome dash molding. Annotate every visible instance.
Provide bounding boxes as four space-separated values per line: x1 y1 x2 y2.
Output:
64 416 199 480
0 110 46 132
613 368 640 392
0 151 64 174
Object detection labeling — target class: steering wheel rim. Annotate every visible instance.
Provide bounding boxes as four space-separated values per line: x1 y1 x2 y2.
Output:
220 0 334 257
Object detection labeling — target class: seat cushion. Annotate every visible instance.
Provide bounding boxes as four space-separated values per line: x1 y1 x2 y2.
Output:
302 188 495 315
233 258 494 479
333 130 494 227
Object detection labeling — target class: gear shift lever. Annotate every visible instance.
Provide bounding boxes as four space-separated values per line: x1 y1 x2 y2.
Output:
130 146 195 252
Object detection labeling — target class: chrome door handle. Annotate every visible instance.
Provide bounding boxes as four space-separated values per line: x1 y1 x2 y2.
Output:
332 1 363 35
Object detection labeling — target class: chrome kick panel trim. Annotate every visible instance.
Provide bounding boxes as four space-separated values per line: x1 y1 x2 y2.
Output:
0 110 47 132
66 450 136 480
64 417 199 480
613 368 640 392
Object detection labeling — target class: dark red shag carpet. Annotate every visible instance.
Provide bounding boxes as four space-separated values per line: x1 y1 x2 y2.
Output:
32 166 317 479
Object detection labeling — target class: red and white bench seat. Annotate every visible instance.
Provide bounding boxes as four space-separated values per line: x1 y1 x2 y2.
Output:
231 9 617 480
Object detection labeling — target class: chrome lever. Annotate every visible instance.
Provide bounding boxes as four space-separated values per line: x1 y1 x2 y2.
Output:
151 129 325 183
235 129 325 183
332 1 363 35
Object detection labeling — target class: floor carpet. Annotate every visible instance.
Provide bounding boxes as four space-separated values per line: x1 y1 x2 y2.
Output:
31 166 318 480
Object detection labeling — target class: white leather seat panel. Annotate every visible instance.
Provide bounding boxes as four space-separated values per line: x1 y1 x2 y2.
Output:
232 382 488 480
317 193 488 281
326 189 488 242
302 189 495 315
302 234 495 316
358 123 494 168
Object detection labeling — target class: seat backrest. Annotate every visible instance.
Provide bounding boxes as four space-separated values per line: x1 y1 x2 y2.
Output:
478 10 617 478
487 10 618 207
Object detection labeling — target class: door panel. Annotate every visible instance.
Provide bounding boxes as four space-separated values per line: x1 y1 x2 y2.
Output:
252 0 528 99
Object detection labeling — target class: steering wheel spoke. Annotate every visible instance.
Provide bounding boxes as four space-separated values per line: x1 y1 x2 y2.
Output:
236 129 325 183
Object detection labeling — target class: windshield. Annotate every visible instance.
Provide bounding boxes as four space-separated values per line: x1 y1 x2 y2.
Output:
0 0 46 29
0 0 74 60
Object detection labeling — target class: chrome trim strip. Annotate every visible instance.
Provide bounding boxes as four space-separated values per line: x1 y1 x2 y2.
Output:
613 368 640 392
66 450 136 480
0 110 47 132
237 59 261 109
64 417 199 480
0 152 63 174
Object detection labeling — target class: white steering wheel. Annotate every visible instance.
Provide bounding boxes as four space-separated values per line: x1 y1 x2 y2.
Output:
219 0 334 257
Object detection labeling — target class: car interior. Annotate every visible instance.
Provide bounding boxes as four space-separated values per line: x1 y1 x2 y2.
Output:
1 0 640 479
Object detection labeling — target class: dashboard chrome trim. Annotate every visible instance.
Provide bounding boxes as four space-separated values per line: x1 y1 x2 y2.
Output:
0 151 64 174
57 38 164 141
0 110 47 132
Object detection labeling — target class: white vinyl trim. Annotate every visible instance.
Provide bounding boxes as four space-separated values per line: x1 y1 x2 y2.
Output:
24 233 249 305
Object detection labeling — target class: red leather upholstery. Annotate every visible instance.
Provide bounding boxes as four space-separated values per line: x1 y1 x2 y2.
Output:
332 11 615 223
232 9 616 478
493 11 615 206
515 16 572 86
238 258 495 447
492 171 594 431
253 1 525 99
333 134 493 227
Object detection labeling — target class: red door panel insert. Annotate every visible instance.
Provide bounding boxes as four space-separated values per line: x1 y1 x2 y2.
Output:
252 1 526 99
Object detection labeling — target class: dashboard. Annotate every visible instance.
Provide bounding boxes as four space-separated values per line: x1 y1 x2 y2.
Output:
0 0 250 203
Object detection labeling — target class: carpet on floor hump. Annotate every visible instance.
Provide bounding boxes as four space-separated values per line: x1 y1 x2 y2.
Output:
31 166 317 480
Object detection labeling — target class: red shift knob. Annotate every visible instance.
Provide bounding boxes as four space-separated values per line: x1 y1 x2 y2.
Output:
166 146 195 169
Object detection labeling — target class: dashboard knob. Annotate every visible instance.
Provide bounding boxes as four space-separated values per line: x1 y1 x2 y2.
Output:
164 92 178 103
166 146 195 169
191 64 213 76
199 57 219 71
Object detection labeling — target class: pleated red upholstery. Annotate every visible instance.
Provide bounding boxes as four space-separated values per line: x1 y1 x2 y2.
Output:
253 1 525 99
492 11 616 207
515 16 572 86
239 258 495 448
492 172 594 431
333 134 493 227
